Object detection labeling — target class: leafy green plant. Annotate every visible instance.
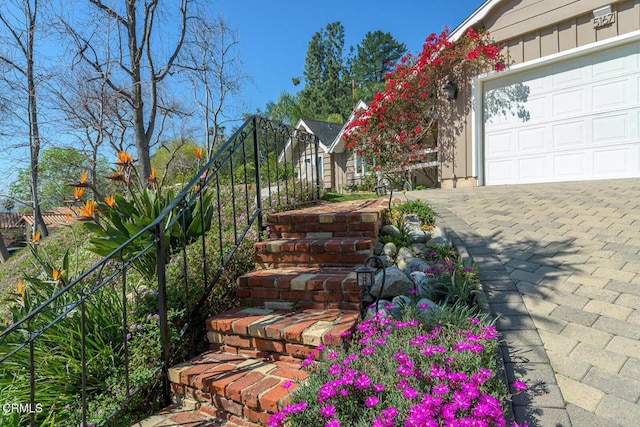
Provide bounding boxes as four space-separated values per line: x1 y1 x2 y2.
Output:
396 199 435 226
0 242 124 425
74 150 213 279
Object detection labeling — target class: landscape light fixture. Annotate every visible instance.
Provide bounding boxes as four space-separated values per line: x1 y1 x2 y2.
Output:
374 183 387 197
443 81 458 101
355 255 386 318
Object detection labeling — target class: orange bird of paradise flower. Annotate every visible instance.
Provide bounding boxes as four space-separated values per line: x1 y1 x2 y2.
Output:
148 167 157 184
74 186 85 200
104 195 116 208
194 147 203 161
78 199 96 219
32 231 41 243
115 151 134 166
80 171 87 183
17 280 24 299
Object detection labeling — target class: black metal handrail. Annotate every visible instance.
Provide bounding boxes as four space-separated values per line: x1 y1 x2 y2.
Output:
0 116 321 426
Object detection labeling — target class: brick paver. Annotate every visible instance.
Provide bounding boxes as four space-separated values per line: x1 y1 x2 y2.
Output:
412 178 640 427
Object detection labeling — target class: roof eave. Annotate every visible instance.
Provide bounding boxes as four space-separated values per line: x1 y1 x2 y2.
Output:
449 0 503 41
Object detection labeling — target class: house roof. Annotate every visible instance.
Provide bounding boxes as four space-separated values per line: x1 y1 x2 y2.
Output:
328 100 369 154
299 119 343 147
277 118 342 162
0 212 22 229
16 208 76 228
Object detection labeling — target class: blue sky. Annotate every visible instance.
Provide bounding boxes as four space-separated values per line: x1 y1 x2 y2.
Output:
216 0 483 113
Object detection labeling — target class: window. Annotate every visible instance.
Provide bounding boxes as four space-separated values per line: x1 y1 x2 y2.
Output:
303 156 323 182
316 155 323 180
354 153 367 177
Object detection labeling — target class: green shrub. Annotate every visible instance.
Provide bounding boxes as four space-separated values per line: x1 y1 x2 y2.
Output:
396 199 435 226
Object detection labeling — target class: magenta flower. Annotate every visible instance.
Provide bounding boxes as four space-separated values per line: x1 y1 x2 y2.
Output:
512 381 527 391
319 404 335 418
365 396 380 407
281 380 293 389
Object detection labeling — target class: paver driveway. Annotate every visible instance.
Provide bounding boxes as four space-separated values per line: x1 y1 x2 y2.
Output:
412 178 640 427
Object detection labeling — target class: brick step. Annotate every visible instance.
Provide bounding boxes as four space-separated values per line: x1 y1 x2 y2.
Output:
266 198 387 239
206 307 359 362
134 403 260 427
254 237 374 269
236 267 360 311
168 350 309 426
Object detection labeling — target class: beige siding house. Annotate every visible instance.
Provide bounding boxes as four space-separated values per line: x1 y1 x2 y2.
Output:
280 103 377 193
442 0 640 188
278 118 342 190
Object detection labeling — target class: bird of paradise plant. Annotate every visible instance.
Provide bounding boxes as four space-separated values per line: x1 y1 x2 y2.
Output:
68 149 212 279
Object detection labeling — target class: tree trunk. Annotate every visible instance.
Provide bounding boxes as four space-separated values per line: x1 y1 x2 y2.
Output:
26 0 48 237
0 232 9 263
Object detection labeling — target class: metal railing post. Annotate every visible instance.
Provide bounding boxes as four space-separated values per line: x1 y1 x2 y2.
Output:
155 223 171 405
314 135 320 201
252 117 263 241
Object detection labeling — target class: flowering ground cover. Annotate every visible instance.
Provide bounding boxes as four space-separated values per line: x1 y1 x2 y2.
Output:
269 306 527 427
267 199 528 427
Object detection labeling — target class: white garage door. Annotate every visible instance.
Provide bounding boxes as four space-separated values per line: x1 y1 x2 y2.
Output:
483 41 640 185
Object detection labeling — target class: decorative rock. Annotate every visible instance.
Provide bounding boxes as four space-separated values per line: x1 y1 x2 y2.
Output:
411 243 429 257
391 295 413 318
374 242 384 256
396 257 412 272
383 242 398 258
431 226 446 239
410 271 433 297
381 224 402 238
397 246 414 260
403 216 422 232
408 230 427 244
403 259 430 276
426 236 450 247
415 298 437 318
371 267 413 299
409 271 428 286
366 301 390 318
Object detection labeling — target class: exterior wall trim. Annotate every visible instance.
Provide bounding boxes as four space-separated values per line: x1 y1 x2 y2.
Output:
472 29 640 186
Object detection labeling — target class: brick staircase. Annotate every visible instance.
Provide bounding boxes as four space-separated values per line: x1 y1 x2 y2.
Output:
139 198 388 427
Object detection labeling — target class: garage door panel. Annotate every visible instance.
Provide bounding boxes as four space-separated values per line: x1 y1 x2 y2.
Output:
592 80 628 110
593 148 630 176
484 40 640 186
554 152 586 178
552 61 585 87
552 89 585 116
553 121 585 148
518 127 546 152
486 160 513 184
486 132 512 155
519 157 547 181
592 44 638 77
593 114 629 144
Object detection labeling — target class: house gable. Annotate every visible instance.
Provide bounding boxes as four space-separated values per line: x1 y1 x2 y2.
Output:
277 118 340 162
328 100 369 154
